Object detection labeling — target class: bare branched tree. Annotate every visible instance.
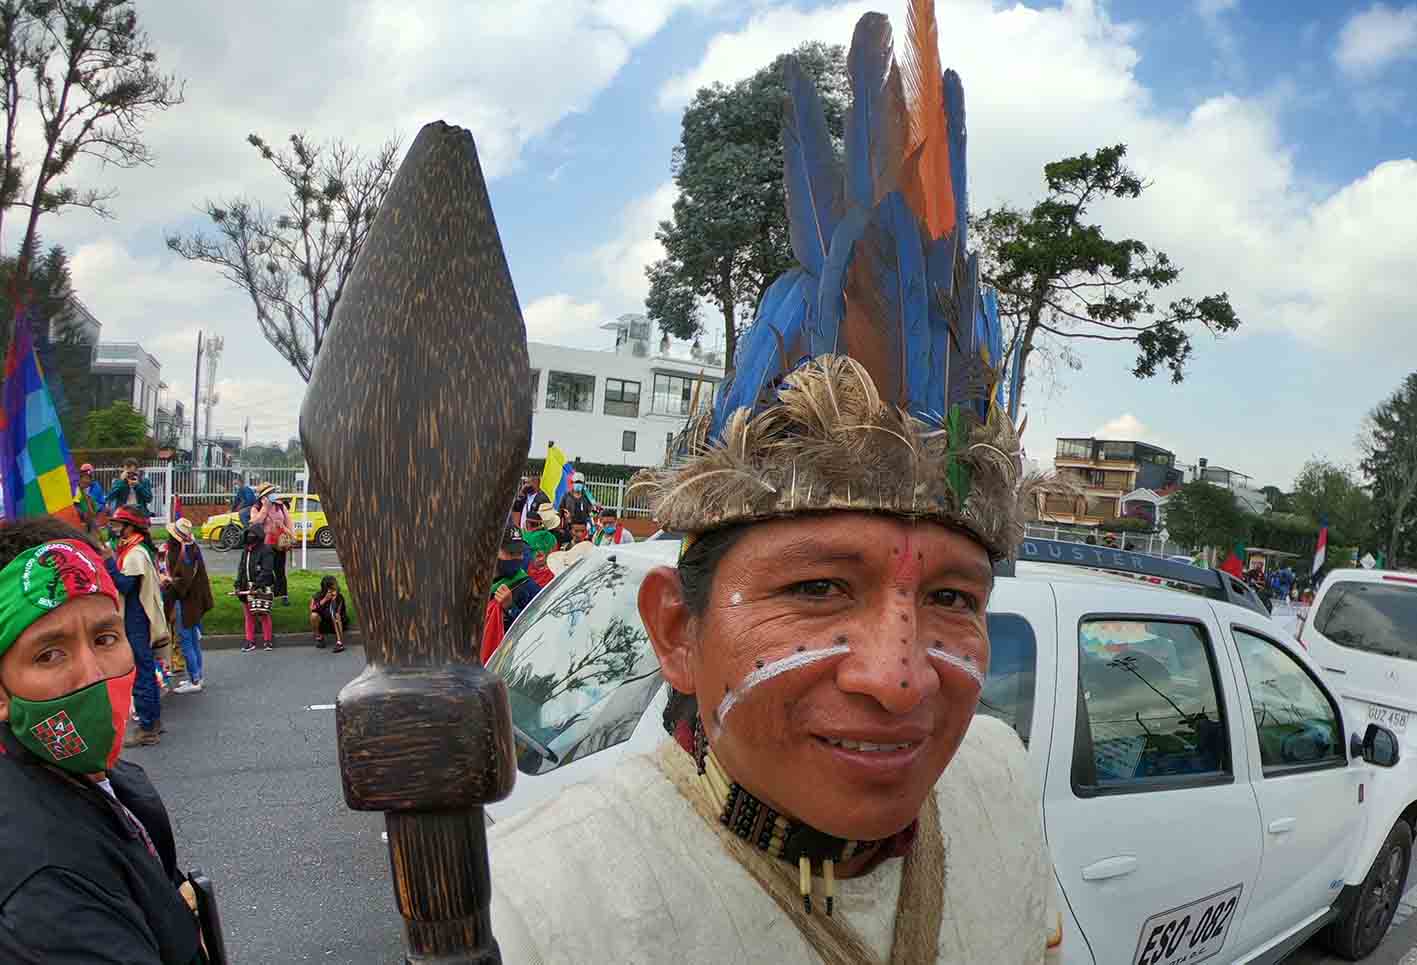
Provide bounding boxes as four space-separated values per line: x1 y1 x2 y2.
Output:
0 0 182 348
167 133 401 381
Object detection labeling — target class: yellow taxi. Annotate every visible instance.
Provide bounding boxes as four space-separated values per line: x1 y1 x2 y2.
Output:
199 494 335 550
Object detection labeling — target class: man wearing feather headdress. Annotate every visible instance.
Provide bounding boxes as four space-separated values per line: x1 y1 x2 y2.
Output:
486 7 1052 962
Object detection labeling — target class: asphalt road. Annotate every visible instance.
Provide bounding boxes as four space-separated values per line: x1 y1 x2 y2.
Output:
201 546 343 575
137 645 403 964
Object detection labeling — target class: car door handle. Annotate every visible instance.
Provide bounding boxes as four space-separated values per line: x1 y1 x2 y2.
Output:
1267 818 1297 835
1081 855 1138 881
1323 666 1347 675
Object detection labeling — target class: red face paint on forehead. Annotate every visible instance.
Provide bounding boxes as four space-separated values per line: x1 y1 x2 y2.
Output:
891 527 923 585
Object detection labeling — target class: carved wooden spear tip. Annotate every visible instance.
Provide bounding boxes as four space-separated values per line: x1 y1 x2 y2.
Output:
300 120 529 963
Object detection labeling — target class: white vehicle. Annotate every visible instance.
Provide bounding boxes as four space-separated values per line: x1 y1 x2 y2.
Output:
488 540 1408 964
1298 569 1417 935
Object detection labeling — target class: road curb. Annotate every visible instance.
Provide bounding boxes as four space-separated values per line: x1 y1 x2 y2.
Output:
199 630 364 652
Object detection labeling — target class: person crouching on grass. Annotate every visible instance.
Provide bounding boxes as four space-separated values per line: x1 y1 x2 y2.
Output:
0 519 204 962
234 524 275 653
309 575 348 653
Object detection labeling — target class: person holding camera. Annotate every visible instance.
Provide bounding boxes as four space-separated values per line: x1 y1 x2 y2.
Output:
105 459 153 516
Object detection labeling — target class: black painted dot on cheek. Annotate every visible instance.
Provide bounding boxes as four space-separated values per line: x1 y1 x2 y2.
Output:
900 680 909 688
900 657 908 665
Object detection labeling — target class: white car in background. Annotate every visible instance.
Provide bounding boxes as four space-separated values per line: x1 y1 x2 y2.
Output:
488 541 1411 964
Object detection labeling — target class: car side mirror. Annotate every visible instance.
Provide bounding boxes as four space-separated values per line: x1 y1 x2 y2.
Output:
1361 723 1401 767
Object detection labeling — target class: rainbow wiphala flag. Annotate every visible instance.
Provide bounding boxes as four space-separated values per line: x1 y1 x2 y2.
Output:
0 310 80 525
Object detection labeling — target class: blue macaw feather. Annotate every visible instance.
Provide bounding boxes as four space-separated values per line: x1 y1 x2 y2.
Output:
783 57 840 277
923 231 957 422
844 14 894 212
704 14 1012 447
944 69 967 252
981 287 1003 408
813 205 869 357
1006 331 1025 422
711 269 815 440
855 192 928 408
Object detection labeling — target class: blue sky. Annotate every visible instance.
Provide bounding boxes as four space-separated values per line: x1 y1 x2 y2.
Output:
18 0 1417 490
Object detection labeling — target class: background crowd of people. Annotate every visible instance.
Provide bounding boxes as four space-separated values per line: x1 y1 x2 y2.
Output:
481 472 635 661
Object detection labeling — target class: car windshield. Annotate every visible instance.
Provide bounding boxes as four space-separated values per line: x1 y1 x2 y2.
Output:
488 551 661 775
1313 581 1417 659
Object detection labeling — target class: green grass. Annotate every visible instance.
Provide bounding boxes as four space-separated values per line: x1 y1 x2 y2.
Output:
205 569 358 636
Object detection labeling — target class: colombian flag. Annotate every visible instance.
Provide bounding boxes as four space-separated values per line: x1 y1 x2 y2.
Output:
0 309 80 526
539 443 575 508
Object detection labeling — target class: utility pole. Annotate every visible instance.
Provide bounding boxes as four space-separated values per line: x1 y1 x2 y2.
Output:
192 331 203 465
200 335 224 466
244 417 250 452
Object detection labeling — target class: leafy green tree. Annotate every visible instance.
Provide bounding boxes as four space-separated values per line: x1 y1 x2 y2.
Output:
971 145 1240 407
1361 373 1417 565
0 241 93 442
1259 485 1293 515
1290 458 1372 545
1162 480 1249 554
646 42 848 370
0 0 182 349
83 400 147 448
168 133 400 381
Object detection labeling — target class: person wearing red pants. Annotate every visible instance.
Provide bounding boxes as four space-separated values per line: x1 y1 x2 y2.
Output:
233 524 275 652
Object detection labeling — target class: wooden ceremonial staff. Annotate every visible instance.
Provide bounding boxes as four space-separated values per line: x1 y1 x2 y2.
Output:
300 121 530 963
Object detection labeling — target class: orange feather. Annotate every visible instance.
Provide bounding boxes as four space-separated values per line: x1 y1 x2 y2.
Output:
900 0 955 240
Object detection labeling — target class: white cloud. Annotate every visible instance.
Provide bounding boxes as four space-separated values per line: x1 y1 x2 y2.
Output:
590 181 677 307
1092 413 1152 441
665 0 1417 359
522 294 608 348
1195 0 1238 21
1335 3 1417 76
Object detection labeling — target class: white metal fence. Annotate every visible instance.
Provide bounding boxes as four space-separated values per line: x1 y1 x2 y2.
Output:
579 475 651 519
84 464 306 524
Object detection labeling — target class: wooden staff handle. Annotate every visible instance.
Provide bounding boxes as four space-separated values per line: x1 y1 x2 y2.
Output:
300 121 529 963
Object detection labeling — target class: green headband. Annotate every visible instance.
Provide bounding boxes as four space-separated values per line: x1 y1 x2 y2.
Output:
0 540 120 659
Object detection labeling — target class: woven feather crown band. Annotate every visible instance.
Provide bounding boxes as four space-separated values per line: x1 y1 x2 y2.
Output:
632 355 1033 561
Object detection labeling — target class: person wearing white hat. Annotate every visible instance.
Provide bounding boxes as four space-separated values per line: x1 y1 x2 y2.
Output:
250 483 293 604
163 517 213 694
556 469 597 525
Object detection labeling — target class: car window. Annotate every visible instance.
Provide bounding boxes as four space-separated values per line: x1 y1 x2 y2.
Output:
1312 580 1417 660
488 554 661 776
1074 619 1230 793
977 613 1037 745
1232 626 1344 772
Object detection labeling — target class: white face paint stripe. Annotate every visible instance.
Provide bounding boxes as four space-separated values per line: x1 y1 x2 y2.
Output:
714 644 851 727
927 647 984 686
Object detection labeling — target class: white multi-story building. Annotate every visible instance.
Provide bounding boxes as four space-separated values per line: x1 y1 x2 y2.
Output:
91 341 163 431
528 315 726 468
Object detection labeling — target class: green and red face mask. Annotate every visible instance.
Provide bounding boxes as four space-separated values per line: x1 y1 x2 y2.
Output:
0 539 129 774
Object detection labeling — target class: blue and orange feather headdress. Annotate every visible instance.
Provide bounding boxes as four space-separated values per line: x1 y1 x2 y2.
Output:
635 5 1036 560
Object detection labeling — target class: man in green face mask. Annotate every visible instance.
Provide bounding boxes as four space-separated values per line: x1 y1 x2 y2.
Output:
0 519 204 963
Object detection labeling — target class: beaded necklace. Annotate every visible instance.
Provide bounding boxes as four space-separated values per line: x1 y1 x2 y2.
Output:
692 717 882 916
